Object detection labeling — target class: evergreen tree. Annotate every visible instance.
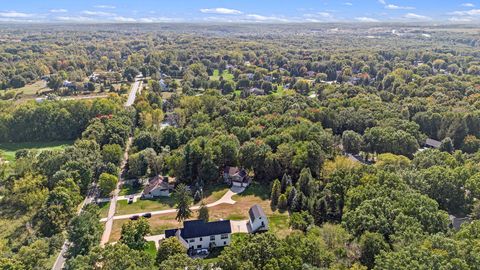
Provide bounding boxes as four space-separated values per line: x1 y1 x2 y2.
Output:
198 201 209 222
277 194 288 210
270 179 281 207
175 184 192 222
280 173 291 193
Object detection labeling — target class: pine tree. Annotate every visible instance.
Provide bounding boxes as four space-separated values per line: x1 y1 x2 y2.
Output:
297 168 313 196
280 173 291 193
198 201 209 222
270 179 281 207
277 194 288 210
175 184 192 222
287 187 297 208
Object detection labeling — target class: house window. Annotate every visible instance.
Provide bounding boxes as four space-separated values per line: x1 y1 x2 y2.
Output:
189 239 194 243
200 237 203 241
210 235 215 241
224 241 227 245
197 245 201 249
221 234 228 239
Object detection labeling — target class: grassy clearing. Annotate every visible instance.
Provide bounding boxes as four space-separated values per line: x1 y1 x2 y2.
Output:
144 241 157 257
97 201 110 218
210 69 234 81
0 140 74 162
109 182 291 242
119 182 143 196
115 197 175 216
198 184 229 205
13 80 48 96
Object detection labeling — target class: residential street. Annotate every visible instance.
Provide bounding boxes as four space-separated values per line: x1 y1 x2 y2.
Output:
52 77 141 269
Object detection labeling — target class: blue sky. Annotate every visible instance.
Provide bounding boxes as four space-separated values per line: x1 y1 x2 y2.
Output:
0 0 479 23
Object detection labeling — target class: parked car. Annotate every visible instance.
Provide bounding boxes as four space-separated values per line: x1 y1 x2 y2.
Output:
130 215 139 220
127 197 134 204
195 249 209 256
143 213 152 218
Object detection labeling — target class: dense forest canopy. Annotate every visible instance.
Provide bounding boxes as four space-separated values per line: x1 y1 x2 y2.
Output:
0 23 480 270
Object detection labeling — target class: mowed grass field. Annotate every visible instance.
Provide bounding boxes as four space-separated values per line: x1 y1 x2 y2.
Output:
210 69 234 81
109 182 291 242
0 140 74 162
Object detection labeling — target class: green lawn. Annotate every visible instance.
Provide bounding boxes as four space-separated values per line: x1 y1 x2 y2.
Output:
115 197 176 215
0 140 74 162
13 80 49 96
97 201 111 218
119 182 143 196
268 213 291 238
144 241 157 258
232 182 270 201
210 69 234 81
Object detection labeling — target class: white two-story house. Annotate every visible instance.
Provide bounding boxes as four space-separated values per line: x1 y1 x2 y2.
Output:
165 219 232 251
247 204 269 233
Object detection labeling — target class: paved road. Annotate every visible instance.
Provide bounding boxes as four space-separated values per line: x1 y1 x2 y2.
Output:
125 77 142 106
51 184 98 270
52 77 141 269
100 186 245 222
100 137 132 246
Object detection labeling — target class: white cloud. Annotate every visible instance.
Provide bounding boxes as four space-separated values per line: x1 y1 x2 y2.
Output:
94 5 116 9
245 14 289 22
462 3 475 7
451 9 480 16
200 8 242 15
0 11 34 18
448 16 473 22
81 10 116 16
55 16 94 22
138 17 182 23
385 4 415 10
50 9 67 13
355 17 379 22
378 0 386 4
403 13 431 20
113 16 136 22
343 2 353 6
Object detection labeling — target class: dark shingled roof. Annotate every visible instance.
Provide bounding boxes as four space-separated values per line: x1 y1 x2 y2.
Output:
165 220 231 240
248 204 266 222
425 138 441 148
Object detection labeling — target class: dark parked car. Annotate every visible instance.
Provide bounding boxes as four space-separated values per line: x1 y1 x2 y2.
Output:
130 215 139 220
127 197 134 204
143 213 152 218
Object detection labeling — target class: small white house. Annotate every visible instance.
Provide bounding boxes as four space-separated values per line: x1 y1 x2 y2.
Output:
165 220 232 251
141 176 174 199
247 204 269 233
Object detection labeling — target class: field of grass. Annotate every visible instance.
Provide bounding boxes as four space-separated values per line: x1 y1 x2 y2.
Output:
198 184 229 205
119 182 143 196
109 182 291 242
0 140 74 162
210 69 234 81
13 80 49 96
97 201 110 218
144 241 157 258
115 197 176 216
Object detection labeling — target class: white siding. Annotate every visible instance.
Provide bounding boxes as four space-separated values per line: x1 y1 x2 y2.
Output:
184 233 231 249
250 215 269 232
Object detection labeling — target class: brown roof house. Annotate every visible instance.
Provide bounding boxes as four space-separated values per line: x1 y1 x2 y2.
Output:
223 166 251 188
142 176 174 199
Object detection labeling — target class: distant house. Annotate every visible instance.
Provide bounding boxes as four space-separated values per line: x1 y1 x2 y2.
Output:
248 88 265 96
141 176 174 199
159 79 169 92
245 73 254 80
223 166 250 188
425 138 441 149
248 204 269 233
449 215 471 230
306 71 316 78
165 219 232 251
